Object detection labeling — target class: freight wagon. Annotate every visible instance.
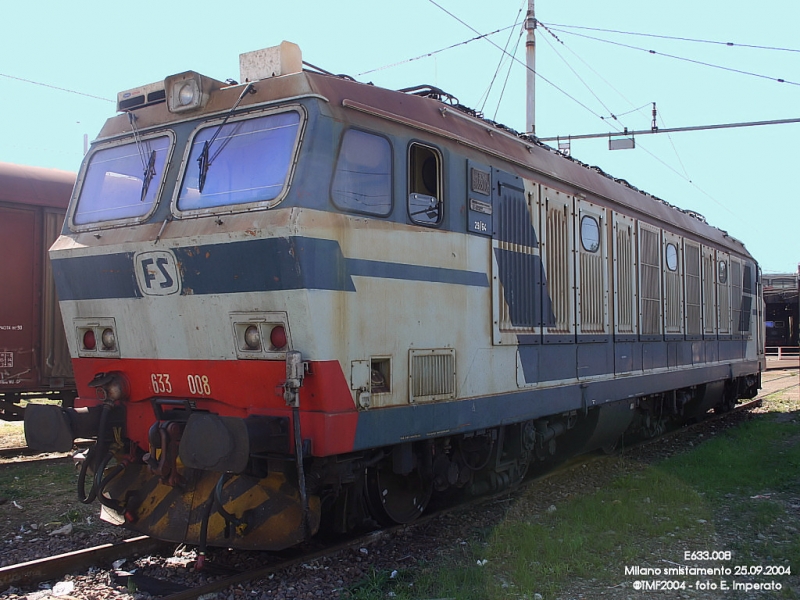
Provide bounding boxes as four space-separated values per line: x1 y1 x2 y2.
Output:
1 162 76 419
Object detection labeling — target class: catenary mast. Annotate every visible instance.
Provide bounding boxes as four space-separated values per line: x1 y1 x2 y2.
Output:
525 0 536 134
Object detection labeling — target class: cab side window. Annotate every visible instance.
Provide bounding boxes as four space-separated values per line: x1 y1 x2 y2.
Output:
331 129 392 216
408 143 443 226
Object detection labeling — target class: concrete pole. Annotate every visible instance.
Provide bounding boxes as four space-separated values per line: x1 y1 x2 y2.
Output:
524 0 536 135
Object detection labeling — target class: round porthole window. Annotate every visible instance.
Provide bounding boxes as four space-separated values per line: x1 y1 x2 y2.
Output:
666 243 678 271
580 215 600 253
718 260 728 283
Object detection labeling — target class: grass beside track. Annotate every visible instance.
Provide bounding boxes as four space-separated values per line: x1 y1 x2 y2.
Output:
0 421 25 449
346 391 800 599
0 460 100 540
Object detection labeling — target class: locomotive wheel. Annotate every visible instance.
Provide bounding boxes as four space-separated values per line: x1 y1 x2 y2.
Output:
364 464 432 526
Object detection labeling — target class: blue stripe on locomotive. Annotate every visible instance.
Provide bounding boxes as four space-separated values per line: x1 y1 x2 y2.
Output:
51 236 490 301
350 357 758 450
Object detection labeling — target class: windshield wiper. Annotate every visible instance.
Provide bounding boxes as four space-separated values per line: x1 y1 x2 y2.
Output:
141 149 156 202
128 112 157 202
197 82 255 193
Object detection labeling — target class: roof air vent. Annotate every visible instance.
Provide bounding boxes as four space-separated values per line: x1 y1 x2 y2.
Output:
239 41 302 82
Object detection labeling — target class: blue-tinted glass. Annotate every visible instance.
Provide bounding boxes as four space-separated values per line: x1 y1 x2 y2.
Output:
74 135 170 225
178 111 300 210
331 130 392 215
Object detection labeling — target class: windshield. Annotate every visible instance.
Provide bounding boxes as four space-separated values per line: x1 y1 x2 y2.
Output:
177 110 301 211
73 135 171 225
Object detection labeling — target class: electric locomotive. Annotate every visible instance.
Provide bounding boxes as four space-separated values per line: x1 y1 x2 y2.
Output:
25 42 763 552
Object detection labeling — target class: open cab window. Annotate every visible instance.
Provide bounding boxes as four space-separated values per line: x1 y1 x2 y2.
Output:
72 133 172 227
408 143 443 226
176 109 302 212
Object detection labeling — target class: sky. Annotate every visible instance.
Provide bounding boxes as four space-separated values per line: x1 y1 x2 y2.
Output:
1 0 798 273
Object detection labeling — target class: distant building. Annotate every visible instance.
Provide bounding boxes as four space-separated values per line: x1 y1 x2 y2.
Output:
763 268 799 349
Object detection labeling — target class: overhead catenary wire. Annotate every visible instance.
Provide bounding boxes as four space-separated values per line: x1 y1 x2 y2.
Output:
0 72 113 102
535 22 731 215
478 0 526 114
422 2 746 219
542 23 800 54
635 140 733 216
538 27 626 128
357 23 520 76
425 0 607 121
538 21 654 123
656 107 692 182
492 27 525 121
543 25 800 87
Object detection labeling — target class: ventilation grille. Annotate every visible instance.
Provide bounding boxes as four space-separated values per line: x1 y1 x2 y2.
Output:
580 252 605 332
546 204 571 333
685 242 702 336
615 224 635 334
740 263 753 335
497 245 539 333
409 349 456 403
116 82 166 112
718 260 731 334
665 267 682 333
703 249 716 334
731 260 742 336
495 182 539 333
639 227 661 335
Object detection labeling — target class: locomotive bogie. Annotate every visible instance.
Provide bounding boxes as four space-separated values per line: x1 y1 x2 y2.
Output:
23 43 764 551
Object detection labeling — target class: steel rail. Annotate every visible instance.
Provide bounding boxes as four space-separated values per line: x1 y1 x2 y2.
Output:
0 536 170 590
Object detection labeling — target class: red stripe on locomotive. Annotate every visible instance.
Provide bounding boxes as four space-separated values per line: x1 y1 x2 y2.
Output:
71 358 358 456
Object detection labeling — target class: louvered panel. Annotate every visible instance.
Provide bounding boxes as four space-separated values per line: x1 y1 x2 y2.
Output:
731 259 742 337
493 173 540 334
615 222 635 334
409 349 456 403
702 248 716 334
497 244 538 333
663 233 683 335
718 258 731 334
718 284 730 333
740 263 753 335
639 226 661 335
685 242 702 335
546 204 571 333
665 270 681 332
580 252 604 332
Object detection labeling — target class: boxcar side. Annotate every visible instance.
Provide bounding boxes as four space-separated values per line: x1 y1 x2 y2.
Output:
0 162 76 419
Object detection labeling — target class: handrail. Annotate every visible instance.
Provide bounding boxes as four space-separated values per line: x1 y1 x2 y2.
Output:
765 346 800 359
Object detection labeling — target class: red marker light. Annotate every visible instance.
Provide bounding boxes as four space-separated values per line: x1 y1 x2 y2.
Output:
270 325 287 350
83 329 96 350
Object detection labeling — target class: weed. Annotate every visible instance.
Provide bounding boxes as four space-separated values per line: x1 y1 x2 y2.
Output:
348 405 800 599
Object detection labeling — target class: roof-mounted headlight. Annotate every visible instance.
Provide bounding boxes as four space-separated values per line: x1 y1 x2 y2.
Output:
165 71 224 113
177 80 199 108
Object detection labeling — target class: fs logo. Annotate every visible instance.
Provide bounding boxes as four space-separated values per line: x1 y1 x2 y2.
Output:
134 250 181 296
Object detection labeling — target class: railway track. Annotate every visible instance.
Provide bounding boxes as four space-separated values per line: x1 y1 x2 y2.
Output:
0 536 169 590
0 447 65 460
758 369 799 400
0 394 773 599
0 376 795 598
151 395 775 600
0 440 91 462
